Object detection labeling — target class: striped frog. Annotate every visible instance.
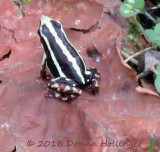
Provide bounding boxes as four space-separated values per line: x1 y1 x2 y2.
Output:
39 16 100 101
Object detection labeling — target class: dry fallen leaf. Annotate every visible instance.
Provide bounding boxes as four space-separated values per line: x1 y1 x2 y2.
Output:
145 50 160 75
1 1 160 152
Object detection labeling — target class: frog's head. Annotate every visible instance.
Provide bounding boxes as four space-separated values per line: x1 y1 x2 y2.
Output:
40 16 62 31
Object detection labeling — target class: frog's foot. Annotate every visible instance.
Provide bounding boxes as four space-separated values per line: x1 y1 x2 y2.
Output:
46 90 80 102
88 67 100 94
41 69 52 81
46 77 82 102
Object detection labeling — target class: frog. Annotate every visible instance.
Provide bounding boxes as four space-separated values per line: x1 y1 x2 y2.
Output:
39 16 100 101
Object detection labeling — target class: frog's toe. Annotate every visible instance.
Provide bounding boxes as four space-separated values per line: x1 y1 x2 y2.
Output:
87 68 100 94
45 92 54 98
45 88 81 102
49 83 82 96
60 93 80 102
70 86 82 96
90 79 100 94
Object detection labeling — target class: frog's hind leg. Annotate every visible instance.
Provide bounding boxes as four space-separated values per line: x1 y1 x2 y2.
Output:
87 67 100 94
47 77 82 102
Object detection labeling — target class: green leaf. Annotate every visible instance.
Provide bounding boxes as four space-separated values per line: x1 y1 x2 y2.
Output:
125 4 133 10
155 65 160 93
17 4 22 17
120 4 134 18
23 0 34 4
127 22 141 42
156 17 160 24
11 0 21 3
154 23 160 35
122 48 134 56
145 29 160 45
155 75 160 93
125 0 145 9
11 0 34 16
156 64 160 74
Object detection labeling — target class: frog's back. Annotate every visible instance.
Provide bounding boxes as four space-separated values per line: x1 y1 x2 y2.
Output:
40 16 86 85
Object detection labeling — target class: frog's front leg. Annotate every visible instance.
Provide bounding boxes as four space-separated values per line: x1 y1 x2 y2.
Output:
46 77 82 101
40 53 52 81
87 68 100 94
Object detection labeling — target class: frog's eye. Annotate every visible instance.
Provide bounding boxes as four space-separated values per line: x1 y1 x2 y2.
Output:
41 25 49 35
51 20 62 29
